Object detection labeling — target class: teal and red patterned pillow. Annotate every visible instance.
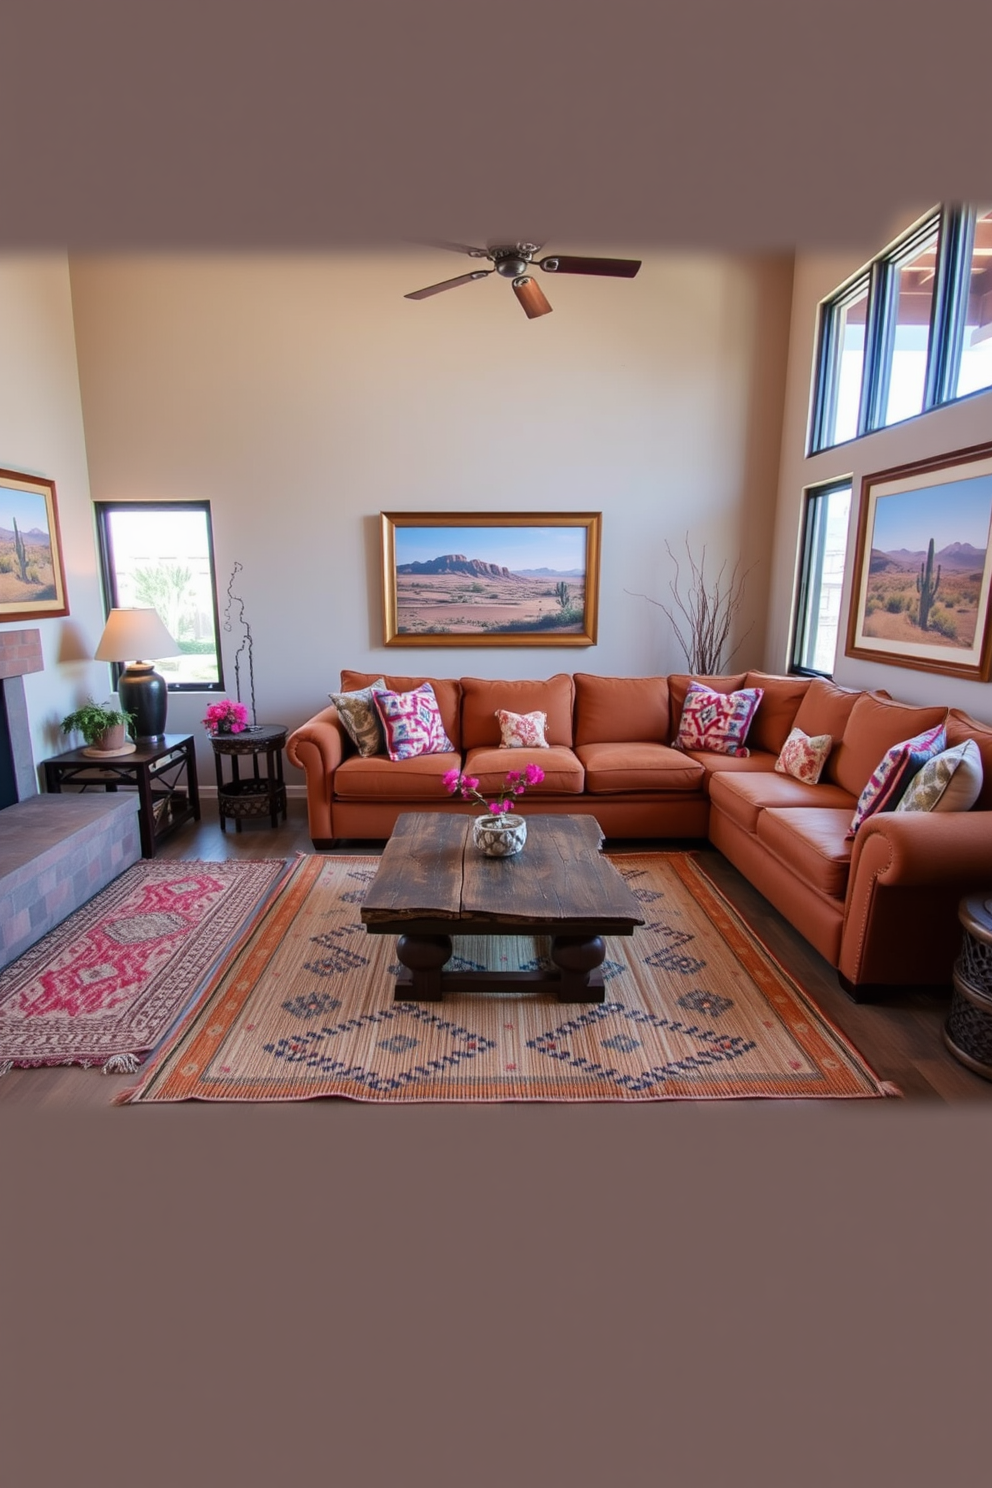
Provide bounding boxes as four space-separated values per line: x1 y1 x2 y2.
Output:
674 681 764 758
847 723 947 836
373 682 455 761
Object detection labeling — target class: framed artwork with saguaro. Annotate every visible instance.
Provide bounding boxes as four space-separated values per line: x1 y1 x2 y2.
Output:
846 441 992 681
0 467 69 622
380 511 601 646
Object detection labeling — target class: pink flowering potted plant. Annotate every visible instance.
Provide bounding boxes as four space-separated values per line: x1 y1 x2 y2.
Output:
442 762 546 856
202 699 250 736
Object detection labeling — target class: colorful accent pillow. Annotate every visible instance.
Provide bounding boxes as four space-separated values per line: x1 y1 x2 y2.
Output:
895 739 984 814
373 683 455 762
848 724 947 836
328 678 387 757
495 708 550 749
674 681 763 758
774 726 833 784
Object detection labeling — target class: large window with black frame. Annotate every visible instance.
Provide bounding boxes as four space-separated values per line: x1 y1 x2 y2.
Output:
809 205 992 454
95 501 225 693
791 480 853 677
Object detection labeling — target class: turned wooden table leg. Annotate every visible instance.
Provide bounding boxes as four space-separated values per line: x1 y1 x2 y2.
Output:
394 933 453 1001
550 934 606 1002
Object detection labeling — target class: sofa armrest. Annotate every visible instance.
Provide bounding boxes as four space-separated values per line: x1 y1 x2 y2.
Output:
286 707 348 843
850 809 992 888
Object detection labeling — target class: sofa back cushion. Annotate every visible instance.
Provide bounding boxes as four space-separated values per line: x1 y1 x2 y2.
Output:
667 674 746 742
573 674 670 745
945 708 992 810
460 674 575 749
791 677 861 754
830 692 948 798
742 671 812 754
340 671 462 750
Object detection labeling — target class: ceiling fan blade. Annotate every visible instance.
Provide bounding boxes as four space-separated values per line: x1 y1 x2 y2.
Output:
404 270 492 300
539 255 642 278
512 276 553 319
420 238 491 258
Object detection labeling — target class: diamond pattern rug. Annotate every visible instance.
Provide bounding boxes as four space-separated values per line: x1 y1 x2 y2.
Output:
118 853 896 1103
0 859 288 1075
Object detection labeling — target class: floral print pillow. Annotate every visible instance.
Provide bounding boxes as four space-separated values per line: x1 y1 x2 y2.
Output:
774 726 833 784
495 709 550 748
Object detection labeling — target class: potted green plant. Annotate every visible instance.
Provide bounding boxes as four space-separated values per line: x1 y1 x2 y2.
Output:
60 698 135 753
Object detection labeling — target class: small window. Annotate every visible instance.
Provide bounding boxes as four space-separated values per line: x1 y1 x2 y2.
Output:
956 206 992 399
812 276 869 450
791 481 853 676
95 501 225 691
881 221 940 427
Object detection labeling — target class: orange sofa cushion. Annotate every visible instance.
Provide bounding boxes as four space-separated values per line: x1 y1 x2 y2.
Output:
576 741 704 794
756 807 855 901
460 674 575 749
829 692 947 799
340 672 462 751
743 671 811 754
463 744 584 795
791 678 860 779
573 674 670 745
333 750 463 802
709 770 858 837
945 709 992 810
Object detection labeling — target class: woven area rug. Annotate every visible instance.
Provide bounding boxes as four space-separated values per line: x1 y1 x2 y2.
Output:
119 853 895 1103
0 858 288 1075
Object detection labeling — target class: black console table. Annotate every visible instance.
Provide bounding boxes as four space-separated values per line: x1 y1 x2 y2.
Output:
42 733 200 858
210 725 288 832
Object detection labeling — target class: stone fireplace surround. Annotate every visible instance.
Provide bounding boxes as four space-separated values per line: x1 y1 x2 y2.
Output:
0 628 141 972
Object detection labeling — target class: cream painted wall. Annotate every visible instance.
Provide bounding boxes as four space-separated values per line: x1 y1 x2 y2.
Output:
768 215 992 723
0 256 115 778
67 251 793 783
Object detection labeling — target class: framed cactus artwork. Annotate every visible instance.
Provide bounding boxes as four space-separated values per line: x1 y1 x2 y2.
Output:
0 468 69 622
846 441 992 680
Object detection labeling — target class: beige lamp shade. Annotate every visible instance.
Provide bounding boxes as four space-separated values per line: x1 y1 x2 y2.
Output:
94 608 179 663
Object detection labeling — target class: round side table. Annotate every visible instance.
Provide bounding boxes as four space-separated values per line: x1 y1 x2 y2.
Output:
211 725 288 833
946 893 992 1082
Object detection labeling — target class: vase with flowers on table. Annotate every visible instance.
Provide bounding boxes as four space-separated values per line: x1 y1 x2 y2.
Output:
443 762 546 856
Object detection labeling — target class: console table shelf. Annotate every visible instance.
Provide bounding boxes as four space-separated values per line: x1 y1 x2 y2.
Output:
42 733 200 859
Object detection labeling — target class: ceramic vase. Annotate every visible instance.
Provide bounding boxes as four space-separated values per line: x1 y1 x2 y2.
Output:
472 813 527 857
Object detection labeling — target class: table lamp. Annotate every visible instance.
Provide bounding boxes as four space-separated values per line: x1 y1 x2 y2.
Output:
94 607 180 740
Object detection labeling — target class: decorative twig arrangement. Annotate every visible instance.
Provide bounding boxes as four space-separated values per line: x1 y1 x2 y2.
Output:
629 536 757 674
223 562 257 726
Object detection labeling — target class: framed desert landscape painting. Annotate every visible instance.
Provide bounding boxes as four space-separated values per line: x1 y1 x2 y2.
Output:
381 512 601 646
846 442 992 681
0 468 69 622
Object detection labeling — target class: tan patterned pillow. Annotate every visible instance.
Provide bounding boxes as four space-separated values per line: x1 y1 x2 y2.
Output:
774 726 833 784
495 708 550 748
895 739 983 813
328 678 388 756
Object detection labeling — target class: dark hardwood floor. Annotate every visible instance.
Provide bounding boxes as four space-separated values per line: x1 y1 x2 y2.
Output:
2 796 990 1106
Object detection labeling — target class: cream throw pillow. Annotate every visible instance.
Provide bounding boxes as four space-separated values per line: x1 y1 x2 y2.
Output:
774 726 833 784
895 738 983 813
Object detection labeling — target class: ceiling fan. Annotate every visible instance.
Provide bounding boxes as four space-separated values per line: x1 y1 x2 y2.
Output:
404 240 642 319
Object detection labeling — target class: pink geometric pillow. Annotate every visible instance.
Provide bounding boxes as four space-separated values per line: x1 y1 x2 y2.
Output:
674 681 763 758
774 726 833 784
373 683 455 762
495 708 549 748
847 723 947 836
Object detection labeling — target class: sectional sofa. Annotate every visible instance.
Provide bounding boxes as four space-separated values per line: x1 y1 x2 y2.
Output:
286 670 992 999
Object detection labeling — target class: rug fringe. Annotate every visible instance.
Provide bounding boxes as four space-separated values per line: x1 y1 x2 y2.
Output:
0 1059 12 1077
880 1080 903 1097
102 1052 142 1075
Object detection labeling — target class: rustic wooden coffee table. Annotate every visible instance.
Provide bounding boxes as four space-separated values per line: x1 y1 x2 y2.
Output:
360 812 644 1002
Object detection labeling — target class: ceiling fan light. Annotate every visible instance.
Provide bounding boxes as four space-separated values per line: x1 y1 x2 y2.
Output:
512 276 553 319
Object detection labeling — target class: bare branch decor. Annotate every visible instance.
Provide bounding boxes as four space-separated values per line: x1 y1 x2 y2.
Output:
628 537 756 674
223 561 257 725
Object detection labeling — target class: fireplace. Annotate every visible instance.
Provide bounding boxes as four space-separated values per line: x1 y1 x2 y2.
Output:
0 627 44 804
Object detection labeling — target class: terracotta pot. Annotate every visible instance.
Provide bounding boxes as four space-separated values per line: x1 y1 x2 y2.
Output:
472 814 527 857
92 723 127 752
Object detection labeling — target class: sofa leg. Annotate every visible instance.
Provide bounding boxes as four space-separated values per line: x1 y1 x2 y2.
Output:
837 973 879 1004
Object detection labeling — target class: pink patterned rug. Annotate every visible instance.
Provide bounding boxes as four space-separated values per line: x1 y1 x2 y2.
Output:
0 858 287 1075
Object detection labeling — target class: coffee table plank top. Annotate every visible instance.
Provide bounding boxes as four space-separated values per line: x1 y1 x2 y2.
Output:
361 812 644 932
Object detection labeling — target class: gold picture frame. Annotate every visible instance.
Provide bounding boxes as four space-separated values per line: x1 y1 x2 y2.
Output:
0 467 70 622
381 511 601 647
846 441 992 681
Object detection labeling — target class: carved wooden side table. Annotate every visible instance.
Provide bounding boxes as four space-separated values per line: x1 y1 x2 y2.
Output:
211 725 288 833
946 893 992 1081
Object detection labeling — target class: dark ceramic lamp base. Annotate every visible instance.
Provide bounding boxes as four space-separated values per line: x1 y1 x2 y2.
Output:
119 662 169 739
